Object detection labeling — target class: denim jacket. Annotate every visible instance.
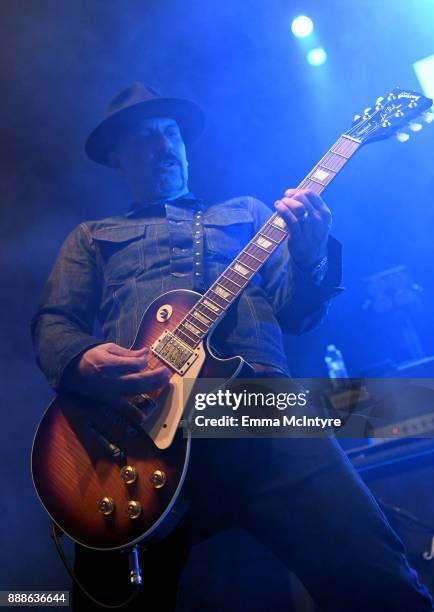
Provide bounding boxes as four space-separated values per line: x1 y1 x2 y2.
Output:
31 194 343 389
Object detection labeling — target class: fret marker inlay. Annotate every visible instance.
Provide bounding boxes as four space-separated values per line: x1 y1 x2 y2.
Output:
233 263 250 277
256 236 273 249
272 217 286 229
193 311 211 325
184 322 202 336
312 169 330 182
203 298 221 313
214 285 231 299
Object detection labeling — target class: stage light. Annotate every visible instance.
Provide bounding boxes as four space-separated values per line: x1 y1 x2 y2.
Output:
291 16 314 38
413 54 434 101
307 47 327 66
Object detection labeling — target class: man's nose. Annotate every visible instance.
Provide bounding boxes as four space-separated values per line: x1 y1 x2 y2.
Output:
153 131 174 154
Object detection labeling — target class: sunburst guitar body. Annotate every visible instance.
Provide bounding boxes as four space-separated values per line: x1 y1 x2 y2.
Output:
32 289 249 550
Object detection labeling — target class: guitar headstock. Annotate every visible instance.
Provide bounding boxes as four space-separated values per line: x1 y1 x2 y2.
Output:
347 88 433 144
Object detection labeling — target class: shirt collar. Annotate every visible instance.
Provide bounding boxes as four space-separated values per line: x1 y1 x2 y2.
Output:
126 192 203 218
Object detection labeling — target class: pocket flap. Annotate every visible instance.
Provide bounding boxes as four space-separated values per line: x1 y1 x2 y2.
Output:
91 223 147 243
204 207 253 256
204 208 253 226
91 223 147 285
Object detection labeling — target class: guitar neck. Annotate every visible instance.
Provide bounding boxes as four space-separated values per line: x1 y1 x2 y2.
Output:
172 134 361 349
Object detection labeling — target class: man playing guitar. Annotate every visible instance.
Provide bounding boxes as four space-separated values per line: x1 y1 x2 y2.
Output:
31 83 433 611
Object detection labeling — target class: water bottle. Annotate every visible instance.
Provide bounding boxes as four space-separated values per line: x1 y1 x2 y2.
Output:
324 344 348 379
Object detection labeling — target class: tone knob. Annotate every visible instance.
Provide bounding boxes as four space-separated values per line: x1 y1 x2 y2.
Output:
125 500 142 519
150 469 167 489
97 496 115 515
120 465 138 485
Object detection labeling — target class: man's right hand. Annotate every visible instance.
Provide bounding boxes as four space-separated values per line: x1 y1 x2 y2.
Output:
63 343 171 425
75 342 170 396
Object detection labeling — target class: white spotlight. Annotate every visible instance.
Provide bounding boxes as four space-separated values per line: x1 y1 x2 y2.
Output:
413 54 434 100
291 16 314 38
307 47 327 66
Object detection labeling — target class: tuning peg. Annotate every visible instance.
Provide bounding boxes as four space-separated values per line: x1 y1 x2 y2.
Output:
353 114 362 122
396 132 410 143
422 110 434 124
375 96 384 110
363 107 372 119
408 120 423 132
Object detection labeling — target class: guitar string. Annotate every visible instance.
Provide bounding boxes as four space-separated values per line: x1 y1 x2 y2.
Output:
168 138 363 349
169 137 360 351
163 96 420 357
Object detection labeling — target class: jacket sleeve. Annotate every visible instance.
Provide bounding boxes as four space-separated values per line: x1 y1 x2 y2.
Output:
31 222 103 390
247 196 344 335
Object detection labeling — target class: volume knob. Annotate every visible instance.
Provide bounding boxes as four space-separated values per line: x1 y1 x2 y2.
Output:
125 500 142 519
150 469 167 489
120 465 138 485
97 496 115 515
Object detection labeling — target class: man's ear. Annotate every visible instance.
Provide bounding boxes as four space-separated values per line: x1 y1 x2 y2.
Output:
109 151 126 177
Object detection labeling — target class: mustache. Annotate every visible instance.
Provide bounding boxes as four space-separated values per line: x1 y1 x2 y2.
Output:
154 154 180 166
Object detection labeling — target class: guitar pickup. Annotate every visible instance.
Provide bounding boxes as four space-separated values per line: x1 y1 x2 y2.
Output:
128 394 158 417
151 330 200 375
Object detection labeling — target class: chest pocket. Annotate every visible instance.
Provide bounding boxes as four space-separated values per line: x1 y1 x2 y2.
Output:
91 224 147 286
204 208 254 262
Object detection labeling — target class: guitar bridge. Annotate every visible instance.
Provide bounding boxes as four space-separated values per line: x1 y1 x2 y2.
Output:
151 330 200 375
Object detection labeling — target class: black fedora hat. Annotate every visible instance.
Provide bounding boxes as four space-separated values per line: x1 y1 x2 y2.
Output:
85 82 205 166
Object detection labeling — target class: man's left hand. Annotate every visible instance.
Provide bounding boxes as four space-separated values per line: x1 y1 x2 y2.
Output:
274 188 331 268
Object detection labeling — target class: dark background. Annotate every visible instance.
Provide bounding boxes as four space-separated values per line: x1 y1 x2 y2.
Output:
1 0 433 609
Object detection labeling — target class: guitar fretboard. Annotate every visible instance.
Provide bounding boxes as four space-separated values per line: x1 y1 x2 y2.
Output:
172 134 361 349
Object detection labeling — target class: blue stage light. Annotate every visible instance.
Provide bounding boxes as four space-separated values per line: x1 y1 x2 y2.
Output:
291 16 314 38
307 47 327 66
413 54 434 101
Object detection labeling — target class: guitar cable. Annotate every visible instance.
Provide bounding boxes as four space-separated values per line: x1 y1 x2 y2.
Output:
51 523 141 609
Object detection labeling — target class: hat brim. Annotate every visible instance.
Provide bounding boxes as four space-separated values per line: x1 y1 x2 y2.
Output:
85 97 205 166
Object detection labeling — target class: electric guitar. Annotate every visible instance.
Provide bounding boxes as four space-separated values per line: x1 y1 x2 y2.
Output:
31 88 433 551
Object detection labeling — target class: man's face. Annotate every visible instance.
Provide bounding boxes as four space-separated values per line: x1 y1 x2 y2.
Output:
112 117 189 202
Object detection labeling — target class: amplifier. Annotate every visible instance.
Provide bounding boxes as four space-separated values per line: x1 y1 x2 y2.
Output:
352 446 434 596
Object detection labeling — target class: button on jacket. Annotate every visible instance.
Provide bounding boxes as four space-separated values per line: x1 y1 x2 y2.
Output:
31 194 343 389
